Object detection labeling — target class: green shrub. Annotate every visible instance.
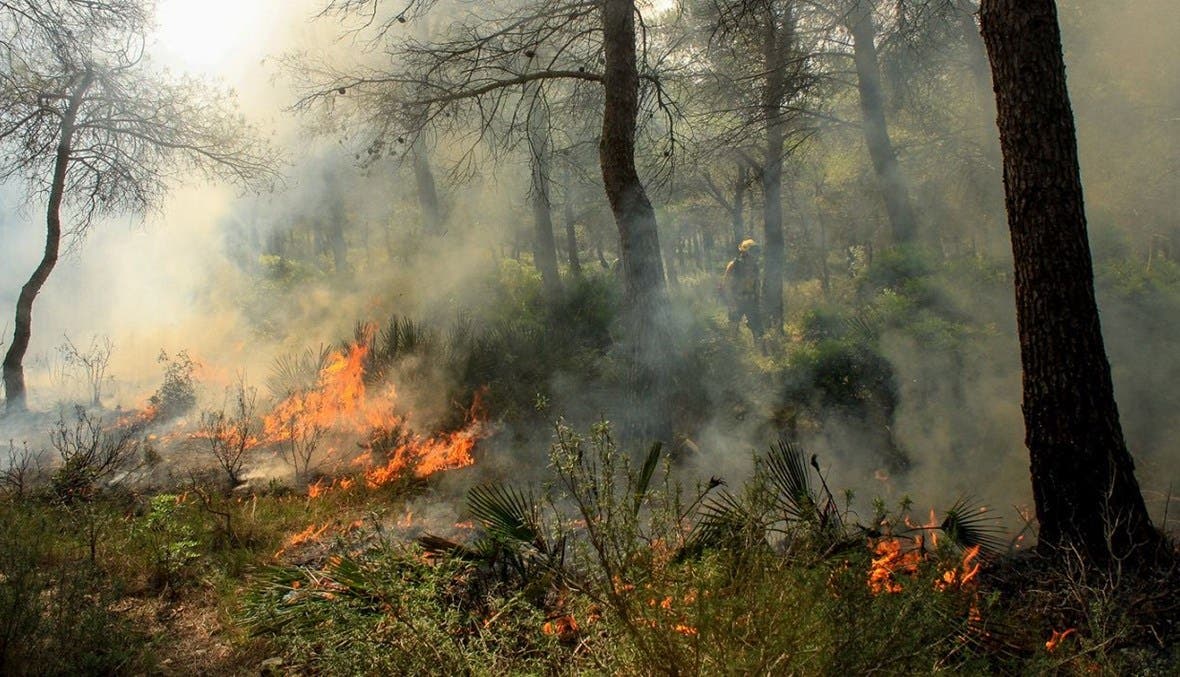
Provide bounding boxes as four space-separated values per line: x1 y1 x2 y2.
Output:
0 504 146 676
150 350 198 420
134 493 203 593
240 547 565 674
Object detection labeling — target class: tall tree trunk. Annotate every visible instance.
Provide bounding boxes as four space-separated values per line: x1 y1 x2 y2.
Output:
4 73 93 413
561 167 582 276
600 0 665 311
526 90 563 301
760 2 791 332
980 0 1159 565
733 164 747 251
412 137 442 235
847 0 918 245
600 0 670 443
954 0 992 99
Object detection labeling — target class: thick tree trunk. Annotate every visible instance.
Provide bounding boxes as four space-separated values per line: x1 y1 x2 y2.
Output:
412 137 443 235
847 0 918 245
980 0 1159 565
3 73 93 413
600 0 671 443
600 0 665 311
526 91 562 301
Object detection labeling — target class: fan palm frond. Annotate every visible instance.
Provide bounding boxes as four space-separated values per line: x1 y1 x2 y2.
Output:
266 345 331 399
416 533 483 561
677 490 764 561
764 438 821 524
466 483 548 554
939 496 1006 556
843 308 881 343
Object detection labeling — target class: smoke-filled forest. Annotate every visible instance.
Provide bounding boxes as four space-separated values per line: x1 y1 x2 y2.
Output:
1 0 1177 673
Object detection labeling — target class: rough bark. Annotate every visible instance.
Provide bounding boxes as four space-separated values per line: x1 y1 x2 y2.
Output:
847 0 918 245
600 0 665 311
980 0 1159 565
3 73 93 413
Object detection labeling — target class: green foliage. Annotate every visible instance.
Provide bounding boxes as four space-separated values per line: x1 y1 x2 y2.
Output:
150 349 198 420
135 493 203 592
784 338 898 414
858 245 936 297
0 503 145 676
240 548 564 674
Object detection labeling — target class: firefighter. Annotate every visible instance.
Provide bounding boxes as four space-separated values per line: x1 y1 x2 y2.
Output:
722 238 763 337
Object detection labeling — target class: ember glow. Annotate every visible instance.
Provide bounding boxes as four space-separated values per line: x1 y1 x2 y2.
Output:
1045 627 1077 652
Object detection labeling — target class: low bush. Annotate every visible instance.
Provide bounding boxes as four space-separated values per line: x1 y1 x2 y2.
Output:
0 503 146 676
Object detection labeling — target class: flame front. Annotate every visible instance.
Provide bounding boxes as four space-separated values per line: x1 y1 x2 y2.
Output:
868 537 923 594
263 339 398 442
255 334 487 496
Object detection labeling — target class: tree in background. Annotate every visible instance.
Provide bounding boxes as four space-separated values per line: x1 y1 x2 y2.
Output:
682 0 817 330
842 0 919 245
980 0 1160 566
0 0 278 412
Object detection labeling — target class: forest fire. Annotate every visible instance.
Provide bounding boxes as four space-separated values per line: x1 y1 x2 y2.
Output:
867 537 924 594
259 335 487 492
868 536 982 595
935 545 981 592
262 338 397 443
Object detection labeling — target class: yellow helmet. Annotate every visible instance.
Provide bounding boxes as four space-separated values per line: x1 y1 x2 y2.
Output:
739 238 758 253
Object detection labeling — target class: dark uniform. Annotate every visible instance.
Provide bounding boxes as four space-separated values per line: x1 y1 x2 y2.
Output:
723 240 763 335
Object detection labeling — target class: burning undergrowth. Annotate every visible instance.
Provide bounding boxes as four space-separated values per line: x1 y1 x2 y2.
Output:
5 320 495 501
241 423 1046 674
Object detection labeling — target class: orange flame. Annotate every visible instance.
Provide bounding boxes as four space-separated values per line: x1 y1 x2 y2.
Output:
868 537 923 594
935 545 982 592
1045 627 1076 652
262 333 488 496
274 522 331 558
263 337 399 443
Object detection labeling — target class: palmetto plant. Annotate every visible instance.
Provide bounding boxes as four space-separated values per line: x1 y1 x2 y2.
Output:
267 345 332 401
681 438 1006 562
419 484 565 584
